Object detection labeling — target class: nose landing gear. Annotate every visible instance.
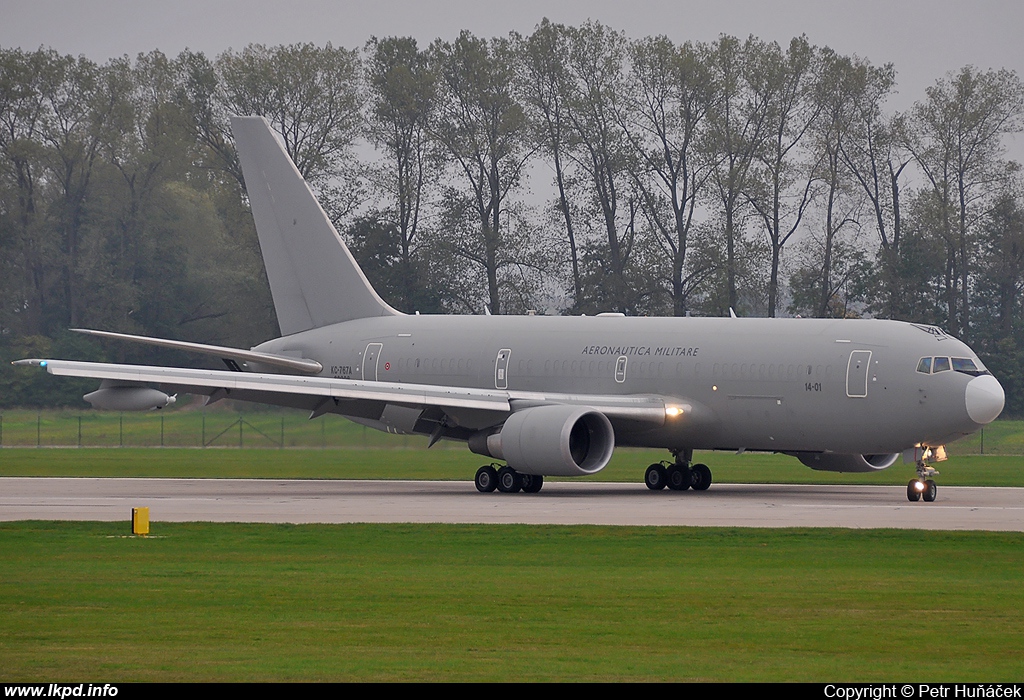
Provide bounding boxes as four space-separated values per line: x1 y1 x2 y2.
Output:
907 457 941 503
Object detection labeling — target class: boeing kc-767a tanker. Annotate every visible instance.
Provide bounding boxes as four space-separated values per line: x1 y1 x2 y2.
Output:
16 117 1006 502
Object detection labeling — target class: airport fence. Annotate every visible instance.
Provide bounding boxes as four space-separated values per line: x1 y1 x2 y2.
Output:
0 408 449 449
0 409 1021 454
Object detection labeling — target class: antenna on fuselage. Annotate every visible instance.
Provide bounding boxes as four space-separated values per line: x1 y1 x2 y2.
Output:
729 307 738 318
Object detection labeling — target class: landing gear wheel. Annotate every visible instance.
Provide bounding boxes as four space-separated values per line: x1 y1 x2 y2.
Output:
907 479 922 502
475 465 498 493
690 463 712 491
645 463 667 490
667 464 691 491
521 474 544 493
497 466 522 493
923 479 937 502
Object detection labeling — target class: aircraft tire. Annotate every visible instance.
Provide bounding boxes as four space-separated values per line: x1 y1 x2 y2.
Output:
923 479 937 502
907 479 922 502
645 464 667 490
497 466 523 493
691 463 712 491
475 465 498 493
521 474 544 493
667 464 691 491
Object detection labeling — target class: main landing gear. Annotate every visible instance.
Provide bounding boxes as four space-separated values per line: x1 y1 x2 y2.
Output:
475 464 544 494
645 450 712 492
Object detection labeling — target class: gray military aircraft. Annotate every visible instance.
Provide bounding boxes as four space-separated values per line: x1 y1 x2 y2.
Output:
16 116 1006 502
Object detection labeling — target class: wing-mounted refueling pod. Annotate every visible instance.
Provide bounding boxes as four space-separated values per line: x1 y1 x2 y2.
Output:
84 379 176 411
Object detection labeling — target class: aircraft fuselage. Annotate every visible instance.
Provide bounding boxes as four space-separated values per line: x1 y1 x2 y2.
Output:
255 314 993 456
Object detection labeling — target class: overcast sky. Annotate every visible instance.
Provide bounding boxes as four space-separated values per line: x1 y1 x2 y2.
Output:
4 0 1023 112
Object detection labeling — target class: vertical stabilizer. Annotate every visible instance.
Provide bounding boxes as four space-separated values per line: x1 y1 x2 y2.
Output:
231 116 400 335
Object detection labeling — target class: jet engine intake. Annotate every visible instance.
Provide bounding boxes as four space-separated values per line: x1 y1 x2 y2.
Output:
469 404 615 476
84 381 176 411
791 452 900 473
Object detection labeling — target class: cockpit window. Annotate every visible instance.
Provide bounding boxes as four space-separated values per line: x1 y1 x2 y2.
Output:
917 356 990 376
952 357 989 376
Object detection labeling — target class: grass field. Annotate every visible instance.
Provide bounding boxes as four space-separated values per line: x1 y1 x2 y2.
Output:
2 411 1021 682
1 521 1021 682
1 446 1021 486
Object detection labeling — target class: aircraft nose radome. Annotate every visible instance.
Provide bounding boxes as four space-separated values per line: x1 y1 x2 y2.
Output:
965 374 1005 425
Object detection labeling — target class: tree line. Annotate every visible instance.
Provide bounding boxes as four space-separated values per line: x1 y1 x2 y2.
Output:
2 21 1024 410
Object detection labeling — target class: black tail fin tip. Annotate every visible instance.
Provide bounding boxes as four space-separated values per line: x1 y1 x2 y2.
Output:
231 116 400 336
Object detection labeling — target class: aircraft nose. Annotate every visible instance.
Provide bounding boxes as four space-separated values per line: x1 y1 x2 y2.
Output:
965 374 1005 425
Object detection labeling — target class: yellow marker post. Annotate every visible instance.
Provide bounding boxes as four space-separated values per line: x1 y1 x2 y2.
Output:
132 507 149 536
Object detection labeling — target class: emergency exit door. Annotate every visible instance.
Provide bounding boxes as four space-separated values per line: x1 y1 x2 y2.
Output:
846 350 872 398
494 349 511 389
363 343 383 381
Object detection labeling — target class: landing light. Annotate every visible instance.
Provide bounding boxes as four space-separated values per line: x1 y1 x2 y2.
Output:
914 480 926 492
665 406 683 417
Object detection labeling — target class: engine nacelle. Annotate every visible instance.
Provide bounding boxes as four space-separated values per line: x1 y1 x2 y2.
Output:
84 382 176 411
791 452 900 473
469 405 615 477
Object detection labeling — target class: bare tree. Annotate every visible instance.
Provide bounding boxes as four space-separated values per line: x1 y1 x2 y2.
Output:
364 36 437 312
623 36 717 316
704 35 773 314
429 31 534 314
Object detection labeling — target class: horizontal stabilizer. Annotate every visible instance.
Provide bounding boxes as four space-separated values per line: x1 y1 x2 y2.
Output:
70 328 323 374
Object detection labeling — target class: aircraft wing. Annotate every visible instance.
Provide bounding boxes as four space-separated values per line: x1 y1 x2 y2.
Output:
13 359 673 424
